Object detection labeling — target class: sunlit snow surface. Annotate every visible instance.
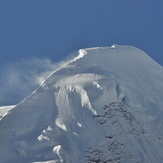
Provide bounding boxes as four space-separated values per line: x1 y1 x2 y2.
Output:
1 45 163 163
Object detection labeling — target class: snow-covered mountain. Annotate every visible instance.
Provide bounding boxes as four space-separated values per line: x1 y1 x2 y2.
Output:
1 45 163 163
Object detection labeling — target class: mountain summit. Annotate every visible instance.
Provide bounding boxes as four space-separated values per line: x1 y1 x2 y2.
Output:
1 45 163 163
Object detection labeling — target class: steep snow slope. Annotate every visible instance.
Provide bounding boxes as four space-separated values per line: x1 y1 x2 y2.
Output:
0 45 163 163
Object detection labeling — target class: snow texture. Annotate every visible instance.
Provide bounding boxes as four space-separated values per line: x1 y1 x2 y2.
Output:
0 45 163 163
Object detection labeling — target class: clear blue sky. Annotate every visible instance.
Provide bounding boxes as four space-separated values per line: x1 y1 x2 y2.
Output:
0 0 163 105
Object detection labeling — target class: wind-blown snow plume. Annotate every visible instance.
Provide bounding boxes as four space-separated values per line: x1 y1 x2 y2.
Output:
0 56 76 106
0 58 56 105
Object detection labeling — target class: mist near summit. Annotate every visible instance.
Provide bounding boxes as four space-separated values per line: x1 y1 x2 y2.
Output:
0 58 57 106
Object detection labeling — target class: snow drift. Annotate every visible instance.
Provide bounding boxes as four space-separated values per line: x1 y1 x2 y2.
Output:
0 45 163 163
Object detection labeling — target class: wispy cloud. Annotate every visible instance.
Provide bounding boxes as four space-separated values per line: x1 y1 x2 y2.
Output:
0 57 60 106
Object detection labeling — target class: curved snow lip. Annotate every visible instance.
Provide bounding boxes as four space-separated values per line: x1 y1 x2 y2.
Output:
55 73 104 87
